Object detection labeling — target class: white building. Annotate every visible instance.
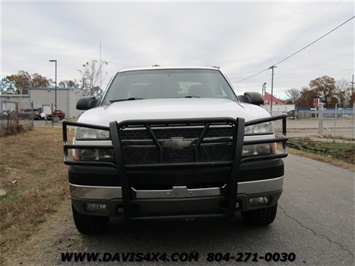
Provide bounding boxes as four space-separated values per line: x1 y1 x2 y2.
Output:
29 87 87 118
0 94 31 112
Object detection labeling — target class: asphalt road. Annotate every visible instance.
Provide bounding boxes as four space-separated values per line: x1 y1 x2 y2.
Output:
7 154 354 266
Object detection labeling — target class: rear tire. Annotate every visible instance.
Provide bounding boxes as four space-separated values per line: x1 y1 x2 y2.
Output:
72 205 109 234
241 203 278 226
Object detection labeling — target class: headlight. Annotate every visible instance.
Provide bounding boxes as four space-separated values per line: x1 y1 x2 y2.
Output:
245 122 273 135
243 121 274 156
74 127 112 161
75 127 110 140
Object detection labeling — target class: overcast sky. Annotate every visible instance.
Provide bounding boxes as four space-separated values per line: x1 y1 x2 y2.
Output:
1 0 354 98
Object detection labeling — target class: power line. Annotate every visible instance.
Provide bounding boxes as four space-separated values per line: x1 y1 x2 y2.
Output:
235 15 354 83
257 0 344 69
273 15 354 66
234 68 269 83
251 1 303 53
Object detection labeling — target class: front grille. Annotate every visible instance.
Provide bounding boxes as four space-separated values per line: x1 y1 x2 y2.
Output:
119 123 236 165
63 115 288 168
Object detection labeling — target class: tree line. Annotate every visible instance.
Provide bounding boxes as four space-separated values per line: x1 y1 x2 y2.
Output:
1 64 353 108
286 76 354 108
0 59 108 97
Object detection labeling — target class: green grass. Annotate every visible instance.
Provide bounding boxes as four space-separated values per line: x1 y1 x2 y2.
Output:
288 137 355 165
0 183 30 202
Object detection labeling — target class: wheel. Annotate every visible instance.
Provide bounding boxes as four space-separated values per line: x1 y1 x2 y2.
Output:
72 205 110 234
241 203 278 226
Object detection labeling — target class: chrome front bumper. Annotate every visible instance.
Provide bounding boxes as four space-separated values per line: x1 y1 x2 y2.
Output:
70 176 283 200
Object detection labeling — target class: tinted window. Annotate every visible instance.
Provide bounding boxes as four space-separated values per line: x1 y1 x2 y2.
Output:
102 69 237 104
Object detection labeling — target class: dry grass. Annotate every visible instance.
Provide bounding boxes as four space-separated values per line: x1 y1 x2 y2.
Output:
287 137 355 171
0 126 71 255
288 147 355 172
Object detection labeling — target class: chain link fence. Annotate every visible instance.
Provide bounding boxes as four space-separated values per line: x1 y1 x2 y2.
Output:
283 108 355 139
0 97 34 136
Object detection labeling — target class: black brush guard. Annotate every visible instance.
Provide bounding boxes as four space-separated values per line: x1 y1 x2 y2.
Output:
63 115 287 220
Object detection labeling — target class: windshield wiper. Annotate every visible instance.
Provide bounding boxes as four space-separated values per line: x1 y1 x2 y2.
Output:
110 97 144 103
184 95 201 98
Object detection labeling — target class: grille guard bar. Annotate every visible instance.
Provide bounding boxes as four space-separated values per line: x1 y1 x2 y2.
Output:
63 115 287 167
63 115 287 220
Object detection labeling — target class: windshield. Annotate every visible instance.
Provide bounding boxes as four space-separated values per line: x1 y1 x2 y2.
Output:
102 69 237 105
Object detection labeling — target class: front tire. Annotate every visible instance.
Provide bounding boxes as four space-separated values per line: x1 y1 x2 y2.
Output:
241 203 278 226
72 205 110 234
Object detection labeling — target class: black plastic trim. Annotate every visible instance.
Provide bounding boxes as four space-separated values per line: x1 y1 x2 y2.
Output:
68 158 283 186
68 165 120 186
71 189 282 218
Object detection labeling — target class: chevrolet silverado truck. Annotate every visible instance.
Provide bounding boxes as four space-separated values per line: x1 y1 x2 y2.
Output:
63 67 287 234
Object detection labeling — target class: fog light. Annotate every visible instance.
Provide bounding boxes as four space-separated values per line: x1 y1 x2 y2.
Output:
255 144 271 155
80 149 97 160
116 207 124 214
243 144 274 156
75 149 114 161
85 203 107 213
242 145 255 156
98 149 114 159
249 196 270 207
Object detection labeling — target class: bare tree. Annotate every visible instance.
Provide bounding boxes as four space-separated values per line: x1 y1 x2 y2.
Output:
78 60 108 97
285 88 300 104
59 79 81 89
335 79 351 108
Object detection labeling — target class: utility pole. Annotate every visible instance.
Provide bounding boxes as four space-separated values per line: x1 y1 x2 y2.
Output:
49 59 57 125
269 65 277 115
351 74 354 108
49 59 57 110
351 74 354 135
99 41 102 90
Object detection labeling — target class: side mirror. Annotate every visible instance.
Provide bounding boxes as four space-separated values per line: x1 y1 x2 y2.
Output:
76 97 100 110
240 92 264 106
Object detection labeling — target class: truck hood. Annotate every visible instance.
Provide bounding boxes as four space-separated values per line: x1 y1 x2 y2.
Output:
78 98 270 127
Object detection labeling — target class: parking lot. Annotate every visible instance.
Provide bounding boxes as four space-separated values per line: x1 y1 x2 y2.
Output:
286 118 355 139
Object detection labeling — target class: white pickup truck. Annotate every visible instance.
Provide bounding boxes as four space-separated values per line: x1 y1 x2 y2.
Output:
63 67 287 234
